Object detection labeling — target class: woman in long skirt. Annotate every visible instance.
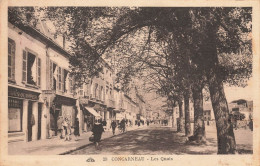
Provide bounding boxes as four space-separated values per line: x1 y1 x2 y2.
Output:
91 119 104 149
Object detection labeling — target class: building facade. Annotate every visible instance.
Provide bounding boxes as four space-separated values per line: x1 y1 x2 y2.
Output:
8 19 146 143
7 20 78 142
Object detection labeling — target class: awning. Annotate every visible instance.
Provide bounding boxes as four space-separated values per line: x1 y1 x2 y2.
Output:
85 107 101 117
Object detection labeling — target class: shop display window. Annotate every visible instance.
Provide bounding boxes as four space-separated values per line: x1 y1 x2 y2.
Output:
8 98 22 132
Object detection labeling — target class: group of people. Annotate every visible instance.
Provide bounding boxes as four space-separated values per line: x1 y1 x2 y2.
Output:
56 117 131 149
57 117 80 141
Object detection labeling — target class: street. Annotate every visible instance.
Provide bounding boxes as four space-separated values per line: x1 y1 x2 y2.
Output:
68 124 253 155
69 125 214 155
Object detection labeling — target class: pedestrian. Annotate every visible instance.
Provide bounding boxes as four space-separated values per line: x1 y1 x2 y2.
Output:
57 116 64 139
111 120 117 135
102 119 107 131
249 118 253 131
74 118 80 141
138 120 140 127
62 117 71 141
92 118 104 149
120 119 126 132
129 120 132 127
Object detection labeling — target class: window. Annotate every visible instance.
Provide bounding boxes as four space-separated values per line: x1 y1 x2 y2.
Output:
94 83 98 99
8 98 23 132
85 83 89 96
22 49 41 86
50 62 57 90
50 61 69 93
64 70 69 93
79 84 84 96
8 38 15 80
69 76 74 94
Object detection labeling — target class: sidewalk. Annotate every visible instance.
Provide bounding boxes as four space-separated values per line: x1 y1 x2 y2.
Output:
8 125 147 155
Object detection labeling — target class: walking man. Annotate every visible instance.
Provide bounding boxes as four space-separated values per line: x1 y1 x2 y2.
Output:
111 120 117 135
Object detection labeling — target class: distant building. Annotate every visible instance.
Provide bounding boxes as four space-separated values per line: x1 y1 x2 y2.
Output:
203 102 214 121
229 99 253 121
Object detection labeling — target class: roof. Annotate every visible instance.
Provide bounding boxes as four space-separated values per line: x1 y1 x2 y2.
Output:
231 99 248 104
9 18 113 75
9 20 72 59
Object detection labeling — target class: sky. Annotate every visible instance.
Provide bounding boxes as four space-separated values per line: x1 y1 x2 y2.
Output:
224 77 253 102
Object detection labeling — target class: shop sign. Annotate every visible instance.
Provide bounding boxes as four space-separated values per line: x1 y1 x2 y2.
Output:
8 87 39 100
55 95 76 106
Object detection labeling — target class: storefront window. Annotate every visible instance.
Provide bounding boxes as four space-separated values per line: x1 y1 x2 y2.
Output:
8 98 22 132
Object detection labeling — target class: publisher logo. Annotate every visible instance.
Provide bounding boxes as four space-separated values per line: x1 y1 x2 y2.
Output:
86 157 95 162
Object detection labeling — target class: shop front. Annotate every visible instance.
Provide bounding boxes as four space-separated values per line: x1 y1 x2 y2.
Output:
79 99 101 132
49 95 77 137
8 86 41 142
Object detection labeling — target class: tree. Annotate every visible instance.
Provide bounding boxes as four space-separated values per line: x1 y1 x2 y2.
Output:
9 7 252 154
103 7 252 153
189 8 252 154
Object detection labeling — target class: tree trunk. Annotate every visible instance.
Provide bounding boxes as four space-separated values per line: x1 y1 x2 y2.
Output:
177 100 184 132
184 93 191 136
207 69 236 154
172 107 175 128
189 85 205 143
203 25 236 154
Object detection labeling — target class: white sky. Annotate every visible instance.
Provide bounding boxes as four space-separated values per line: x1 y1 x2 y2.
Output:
224 77 253 102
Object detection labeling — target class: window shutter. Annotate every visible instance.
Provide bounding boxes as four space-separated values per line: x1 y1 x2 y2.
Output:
8 43 12 78
8 40 15 79
22 50 27 82
56 66 59 91
37 58 41 86
11 42 15 79
50 61 53 90
58 67 61 91
61 68 64 92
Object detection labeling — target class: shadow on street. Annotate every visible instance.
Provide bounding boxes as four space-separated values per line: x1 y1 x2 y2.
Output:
69 126 219 155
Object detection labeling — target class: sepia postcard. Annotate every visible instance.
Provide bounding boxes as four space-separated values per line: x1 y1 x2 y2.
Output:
0 0 260 166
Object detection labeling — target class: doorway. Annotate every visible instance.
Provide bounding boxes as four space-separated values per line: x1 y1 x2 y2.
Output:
38 103 42 140
27 101 33 142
